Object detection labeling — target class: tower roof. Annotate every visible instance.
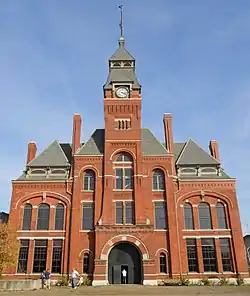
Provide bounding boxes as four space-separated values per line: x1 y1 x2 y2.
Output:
109 37 135 61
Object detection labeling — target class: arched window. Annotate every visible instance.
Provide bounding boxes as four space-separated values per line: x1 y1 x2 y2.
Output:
216 202 227 229
114 153 133 190
83 253 90 274
159 253 167 273
22 204 32 230
152 169 165 191
37 203 50 230
198 202 212 229
55 204 64 230
184 203 194 229
114 152 133 163
83 170 95 191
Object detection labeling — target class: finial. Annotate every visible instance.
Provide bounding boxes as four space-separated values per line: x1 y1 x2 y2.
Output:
118 5 124 38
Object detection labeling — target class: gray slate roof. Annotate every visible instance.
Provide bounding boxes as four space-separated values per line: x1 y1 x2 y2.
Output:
141 129 168 155
109 38 135 61
176 138 219 165
77 129 104 155
28 140 71 167
104 68 141 90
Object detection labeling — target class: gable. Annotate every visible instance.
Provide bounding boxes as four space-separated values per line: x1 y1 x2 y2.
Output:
28 140 70 167
176 138 219 166
77 129 104 155
141 129 168 155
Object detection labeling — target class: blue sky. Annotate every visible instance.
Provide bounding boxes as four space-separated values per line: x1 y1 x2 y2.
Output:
0 0 250 232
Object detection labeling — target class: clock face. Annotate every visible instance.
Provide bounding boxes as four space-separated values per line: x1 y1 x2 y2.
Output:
115 87 129 98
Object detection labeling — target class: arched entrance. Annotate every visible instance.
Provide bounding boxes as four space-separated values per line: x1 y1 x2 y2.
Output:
108 242 142 284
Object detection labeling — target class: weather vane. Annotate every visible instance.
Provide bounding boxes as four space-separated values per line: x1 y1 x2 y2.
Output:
118 5 124 37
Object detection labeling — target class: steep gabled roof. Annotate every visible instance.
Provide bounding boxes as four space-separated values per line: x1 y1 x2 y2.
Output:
176 138 219 166
173 142 186 161
142 129 168 155
109 38 135 61
77 129 104 155
28 140 70 167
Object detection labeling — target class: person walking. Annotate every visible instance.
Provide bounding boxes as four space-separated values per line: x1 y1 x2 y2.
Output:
71 268 79 289
122 268 127 284
45 269 51 290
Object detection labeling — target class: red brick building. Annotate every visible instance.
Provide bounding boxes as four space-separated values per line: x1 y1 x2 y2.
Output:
6 35 249 285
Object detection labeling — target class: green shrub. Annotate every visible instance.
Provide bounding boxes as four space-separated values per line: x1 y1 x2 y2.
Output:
57 274 69 286
219 278 229 286
201 277 210 286
180 275 190 286
236 274 244 286
81 276 92 286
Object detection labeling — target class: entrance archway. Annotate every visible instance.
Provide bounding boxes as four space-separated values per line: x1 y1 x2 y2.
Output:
108 242 142 284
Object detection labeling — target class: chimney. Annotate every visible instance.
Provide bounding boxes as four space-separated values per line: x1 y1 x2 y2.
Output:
26 141 37 164
72 114 82 155
209 140 220 162
163 113 174 153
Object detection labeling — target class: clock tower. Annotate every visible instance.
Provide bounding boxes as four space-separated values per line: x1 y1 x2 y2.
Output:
103 35 142 141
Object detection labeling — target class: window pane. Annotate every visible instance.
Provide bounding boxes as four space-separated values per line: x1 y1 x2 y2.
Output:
82 203 94 230
22 204 32 231
152 170 165 190
116 202 123 224
220 238 233 272
125 168 133 189
17 240 29 273
55 204 64 230
159 253 167 273
37 204 50 230
186 239 198 272
33 240 47 273
184 204 194 229
201 238 217 272
83 253 90 273
125 202 134 224
52 239 63 273
216 203 227 229
198 203 212 229
115 168 123 189
155 202 167 229
84 170 95 191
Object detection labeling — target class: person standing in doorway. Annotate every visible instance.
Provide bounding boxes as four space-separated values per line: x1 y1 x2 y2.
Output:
122 268 127 284
45 269 51 290
71 268 79 289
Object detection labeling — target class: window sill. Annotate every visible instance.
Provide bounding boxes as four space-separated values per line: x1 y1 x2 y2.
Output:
81 190 94 193
152 190 165 192
17 230 66 232
80 230 94 232
113 189 133 192
154 229 168 232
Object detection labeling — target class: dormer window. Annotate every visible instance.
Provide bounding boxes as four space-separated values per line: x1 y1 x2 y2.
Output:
51 169 66 175
30 169 47 175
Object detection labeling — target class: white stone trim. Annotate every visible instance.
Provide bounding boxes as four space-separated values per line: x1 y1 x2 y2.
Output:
17 236 65 240
143 280 158 285
183 235 232 239
92 280 109 286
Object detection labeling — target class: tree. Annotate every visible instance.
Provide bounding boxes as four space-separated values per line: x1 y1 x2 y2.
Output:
0 223 20 276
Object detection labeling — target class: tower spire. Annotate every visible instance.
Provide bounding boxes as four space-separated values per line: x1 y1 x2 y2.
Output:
118 5 124 38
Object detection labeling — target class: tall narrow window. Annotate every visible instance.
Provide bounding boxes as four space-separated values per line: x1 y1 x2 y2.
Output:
55 204 64 230
159 253 167 273
152 169 165 191
22 204 32 230
37 203 50 230
52 239 63 273
186 239 198 272
115 201 135 225
125 201 134 224
184 203 194 229
17 239 29 273
216 202 227 229
155 202 167 229
198 202 212 229
33 240 48 273
83 170 95 191
116 201 123 224
220 238 233 272
83 253 90 274
82 203 94 230
114 153 133 190
201 238 217 272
